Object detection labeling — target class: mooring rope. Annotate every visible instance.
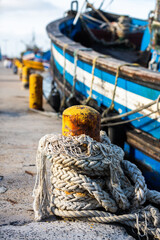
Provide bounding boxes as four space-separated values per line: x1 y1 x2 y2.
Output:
101 109 159 127
71 49 79 96
33 131 160 239
84 55 109 105
87 56 99 102
60 44 68 110
101 95 160 123
67 48 92 104
102 63 139 118
63 44 68 90
101 94 160 127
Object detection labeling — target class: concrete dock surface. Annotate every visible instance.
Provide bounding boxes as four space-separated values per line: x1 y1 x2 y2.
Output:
0 63 135 239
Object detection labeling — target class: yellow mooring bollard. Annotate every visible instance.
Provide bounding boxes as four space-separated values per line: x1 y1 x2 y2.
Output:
22 66 30 88
29 73 43 110
18 63 23 81
62 105 101 141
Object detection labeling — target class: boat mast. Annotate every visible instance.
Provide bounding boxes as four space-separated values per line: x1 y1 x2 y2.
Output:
149 0 160 70
155 0 160 21
99 0 106 9
73 0 87 25
149 0 160 50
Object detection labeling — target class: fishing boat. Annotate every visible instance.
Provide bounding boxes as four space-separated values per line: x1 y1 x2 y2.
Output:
22 50 51 70
46 0 160 190
15 33 51 71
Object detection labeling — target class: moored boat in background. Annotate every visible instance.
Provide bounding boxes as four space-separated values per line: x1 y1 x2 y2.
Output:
46 0 160 190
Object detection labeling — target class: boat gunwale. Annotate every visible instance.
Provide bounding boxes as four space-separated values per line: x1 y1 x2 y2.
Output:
46 15 160 89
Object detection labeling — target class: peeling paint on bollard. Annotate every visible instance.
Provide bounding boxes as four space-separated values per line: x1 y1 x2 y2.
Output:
62 105 101 141
29 74 43 110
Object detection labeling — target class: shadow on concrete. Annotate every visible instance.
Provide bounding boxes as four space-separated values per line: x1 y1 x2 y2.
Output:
0 110 22 117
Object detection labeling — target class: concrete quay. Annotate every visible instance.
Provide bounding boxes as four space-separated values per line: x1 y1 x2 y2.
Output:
0 63 134 239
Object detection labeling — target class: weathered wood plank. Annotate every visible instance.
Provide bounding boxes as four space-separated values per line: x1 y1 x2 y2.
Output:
126 130 160 162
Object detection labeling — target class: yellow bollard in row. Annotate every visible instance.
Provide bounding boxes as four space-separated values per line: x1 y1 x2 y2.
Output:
23 60 44 71
29 74 43 110
14 59 21 68
18 63 23 81
22 66 30 88
62 105 101 142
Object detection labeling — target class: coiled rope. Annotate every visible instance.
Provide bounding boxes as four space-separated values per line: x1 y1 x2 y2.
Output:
33 131 160 239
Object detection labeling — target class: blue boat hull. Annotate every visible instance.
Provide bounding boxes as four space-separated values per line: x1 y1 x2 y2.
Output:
124 131 160 191
51 42 160 139
125 145 160 191
46 13 160 190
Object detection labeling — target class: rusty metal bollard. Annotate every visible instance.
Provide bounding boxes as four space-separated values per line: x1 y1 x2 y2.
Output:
29 73 43 110
62 105 101 141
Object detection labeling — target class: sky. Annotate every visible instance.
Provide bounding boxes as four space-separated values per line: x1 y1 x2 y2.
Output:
0 0 156 57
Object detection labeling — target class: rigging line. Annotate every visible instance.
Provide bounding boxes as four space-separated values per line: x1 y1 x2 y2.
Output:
82 55 109 105
87 2 111 26
59 44 68 111
101 0 114 10
101 95 160 123
93 0 100 5
73 0 88 25
71 49 79 95
102 63 139 118
62 44 68 96
99 0 106 9
82 13 106 25
101 110 159 127
71 48 92 96
82 56 99 105
89 56 99 99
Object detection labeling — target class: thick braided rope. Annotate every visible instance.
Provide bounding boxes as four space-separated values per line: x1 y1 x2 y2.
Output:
121 160 148 206
33 131 160 239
